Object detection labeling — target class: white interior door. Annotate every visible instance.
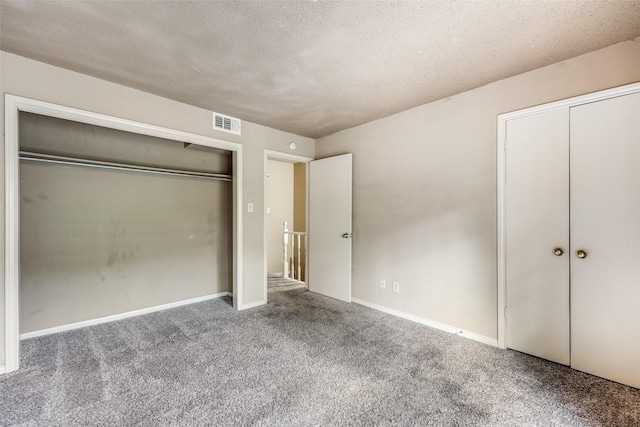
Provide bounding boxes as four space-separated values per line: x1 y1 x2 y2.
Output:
505 109 570 365
570 92 640 389
308 154 352 302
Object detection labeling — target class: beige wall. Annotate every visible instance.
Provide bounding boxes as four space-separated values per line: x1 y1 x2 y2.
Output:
21 162 232 333
0 52 314 365
266 159 294 274
316 39 640 341
293 163 307 233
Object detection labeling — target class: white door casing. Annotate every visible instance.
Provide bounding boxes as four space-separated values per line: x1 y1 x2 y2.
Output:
308 154 352 302
569 92 640 389
505 108 570 365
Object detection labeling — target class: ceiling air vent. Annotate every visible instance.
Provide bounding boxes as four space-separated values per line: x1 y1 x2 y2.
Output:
212 112 241 135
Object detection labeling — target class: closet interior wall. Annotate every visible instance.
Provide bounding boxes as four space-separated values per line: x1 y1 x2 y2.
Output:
19 113 233 334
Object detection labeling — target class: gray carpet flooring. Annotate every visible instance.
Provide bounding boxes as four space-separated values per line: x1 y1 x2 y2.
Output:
1 288 639 426
267 274 306 293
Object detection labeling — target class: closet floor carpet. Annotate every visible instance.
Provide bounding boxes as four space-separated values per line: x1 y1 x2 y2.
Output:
1 289 639 426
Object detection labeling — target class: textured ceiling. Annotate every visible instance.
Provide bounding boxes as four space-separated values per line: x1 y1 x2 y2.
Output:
1 1 640 139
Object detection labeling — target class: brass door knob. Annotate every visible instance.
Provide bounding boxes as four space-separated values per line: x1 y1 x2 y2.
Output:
576 250 588 259
553 248 564 256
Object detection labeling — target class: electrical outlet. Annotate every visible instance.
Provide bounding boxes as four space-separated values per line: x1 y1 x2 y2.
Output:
392 281 400 293
380 279 386 289
247 203 254 213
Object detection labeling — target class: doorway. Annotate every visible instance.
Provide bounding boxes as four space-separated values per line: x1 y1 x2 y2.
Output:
263 150 313 301
19 112 233 337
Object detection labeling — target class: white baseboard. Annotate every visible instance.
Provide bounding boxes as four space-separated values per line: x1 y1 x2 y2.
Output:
0 365 5 375
20 292 230 340
238 299 267 310
351 298 498 347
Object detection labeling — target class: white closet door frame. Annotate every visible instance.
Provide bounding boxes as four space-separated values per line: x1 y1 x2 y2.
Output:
4 95 244 374
496 82 640 349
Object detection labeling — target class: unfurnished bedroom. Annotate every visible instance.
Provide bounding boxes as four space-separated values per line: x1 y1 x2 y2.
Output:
1 1 639 425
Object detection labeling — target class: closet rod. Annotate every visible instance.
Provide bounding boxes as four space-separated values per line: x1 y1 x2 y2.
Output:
19 151 233 182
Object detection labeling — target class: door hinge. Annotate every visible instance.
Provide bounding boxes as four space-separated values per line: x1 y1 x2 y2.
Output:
504 140 508 151
504 306 508 318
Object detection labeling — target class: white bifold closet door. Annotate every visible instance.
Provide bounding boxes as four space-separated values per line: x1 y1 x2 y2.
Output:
505 91 640 389
505 108 570 366
569 92 640 388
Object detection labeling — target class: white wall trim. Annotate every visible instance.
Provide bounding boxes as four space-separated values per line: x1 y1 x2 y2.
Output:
352 298 498 347
239 299 268 311
4 94 243 373
4 95 21 374
263 149 314 304
232 149 243 311
264 149 315 164
496 81 640 349
0 365 5 375
20 292 230 340
497 100 507 350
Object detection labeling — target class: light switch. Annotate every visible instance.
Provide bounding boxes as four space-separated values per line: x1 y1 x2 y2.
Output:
248 203 254 213
266 207 271 214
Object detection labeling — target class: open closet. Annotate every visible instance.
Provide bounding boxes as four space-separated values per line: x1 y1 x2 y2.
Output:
18 112 233 335
499 84 640 389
